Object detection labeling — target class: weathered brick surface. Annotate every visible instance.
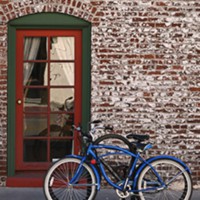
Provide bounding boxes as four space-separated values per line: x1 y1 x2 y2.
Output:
0 0 200 186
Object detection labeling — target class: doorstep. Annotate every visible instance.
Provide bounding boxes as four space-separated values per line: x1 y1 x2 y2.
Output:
6 171 45 187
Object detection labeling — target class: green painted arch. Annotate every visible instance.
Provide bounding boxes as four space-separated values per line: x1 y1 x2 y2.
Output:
7 13 91 176
8 12 91 27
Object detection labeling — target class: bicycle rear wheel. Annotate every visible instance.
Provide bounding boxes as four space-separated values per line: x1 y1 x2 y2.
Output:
44 157 97 200
136 158 193 200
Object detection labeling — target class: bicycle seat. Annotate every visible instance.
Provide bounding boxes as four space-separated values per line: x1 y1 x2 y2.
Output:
126 134 150 142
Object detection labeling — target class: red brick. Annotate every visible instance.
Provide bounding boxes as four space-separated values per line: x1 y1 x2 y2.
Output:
0 0 9 5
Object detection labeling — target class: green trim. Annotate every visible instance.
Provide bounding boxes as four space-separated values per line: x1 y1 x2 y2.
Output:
7 26 16 176
9 12 90 27
82 26 91 132
7 13 91 176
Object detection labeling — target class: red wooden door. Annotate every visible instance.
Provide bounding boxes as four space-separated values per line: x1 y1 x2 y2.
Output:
15 30 82 170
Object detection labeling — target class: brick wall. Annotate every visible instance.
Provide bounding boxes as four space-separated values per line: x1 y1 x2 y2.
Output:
0 0 200 186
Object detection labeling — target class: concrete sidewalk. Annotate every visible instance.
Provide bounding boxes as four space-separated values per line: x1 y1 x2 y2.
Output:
0 187 199 200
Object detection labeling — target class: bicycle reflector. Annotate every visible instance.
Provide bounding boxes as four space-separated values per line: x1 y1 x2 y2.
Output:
90 159 97 165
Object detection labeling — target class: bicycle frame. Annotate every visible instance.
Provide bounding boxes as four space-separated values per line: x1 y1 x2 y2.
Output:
69 143 191 193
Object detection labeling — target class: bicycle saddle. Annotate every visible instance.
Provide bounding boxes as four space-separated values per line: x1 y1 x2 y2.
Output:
126 134 150 142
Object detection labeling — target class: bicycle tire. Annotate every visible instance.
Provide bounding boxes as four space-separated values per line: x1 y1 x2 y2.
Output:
44 157 97 200
136 158 193 200
94 134 136 153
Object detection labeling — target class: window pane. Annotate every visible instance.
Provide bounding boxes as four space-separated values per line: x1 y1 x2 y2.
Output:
24 37 47 60
24 140 47 162
50 113 74 137
50 63 74 86
50 37 75 60
24 114 48 137
24 88 48 112
24 62 48 86
50 88 74 112
50 140 73 161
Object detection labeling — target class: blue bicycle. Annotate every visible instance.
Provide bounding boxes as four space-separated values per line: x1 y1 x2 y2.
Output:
44 121 193 200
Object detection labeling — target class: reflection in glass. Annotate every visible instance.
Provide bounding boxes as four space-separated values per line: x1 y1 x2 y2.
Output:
50 88 74 111
24 139 47 162
50 37 75 60
50 140 72 160
24 114 47 137
50 114 74 137
50 63 74 86
24 62 48 86
24 88 48 112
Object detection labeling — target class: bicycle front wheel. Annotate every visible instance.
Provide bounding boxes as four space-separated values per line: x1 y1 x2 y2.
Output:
44 157 97 200
137 158 193 200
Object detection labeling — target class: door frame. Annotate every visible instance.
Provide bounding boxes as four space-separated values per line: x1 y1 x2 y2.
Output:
7 13 91 177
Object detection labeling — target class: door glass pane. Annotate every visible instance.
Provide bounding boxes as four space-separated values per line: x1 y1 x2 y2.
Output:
24 88 48 112
50 140 73 160
50 88 74 111
24 37 47 60
24 114 48 137
50 63 74 86
24 139 47 162
50 113 74 137
24 62 48 86
50 37 75 60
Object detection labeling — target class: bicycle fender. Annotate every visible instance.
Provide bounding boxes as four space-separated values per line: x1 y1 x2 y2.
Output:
66 155 101 190
133 155 191 189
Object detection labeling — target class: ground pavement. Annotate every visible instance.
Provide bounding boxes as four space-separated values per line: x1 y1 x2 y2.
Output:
0 187 199 200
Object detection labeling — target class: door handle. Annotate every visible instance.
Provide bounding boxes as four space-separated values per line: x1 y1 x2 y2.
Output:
17 99 22 105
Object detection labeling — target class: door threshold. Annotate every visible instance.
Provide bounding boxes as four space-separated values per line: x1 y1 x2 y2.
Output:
6 171 45 187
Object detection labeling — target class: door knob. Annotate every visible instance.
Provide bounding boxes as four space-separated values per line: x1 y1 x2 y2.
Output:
17 99 22 104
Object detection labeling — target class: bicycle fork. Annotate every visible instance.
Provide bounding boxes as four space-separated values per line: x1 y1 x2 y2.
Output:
68 158 86 186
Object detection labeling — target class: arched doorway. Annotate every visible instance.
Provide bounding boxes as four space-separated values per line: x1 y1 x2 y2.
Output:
7 13 91 187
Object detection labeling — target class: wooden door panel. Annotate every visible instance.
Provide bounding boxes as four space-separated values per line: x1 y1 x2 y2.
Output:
15 30 82 170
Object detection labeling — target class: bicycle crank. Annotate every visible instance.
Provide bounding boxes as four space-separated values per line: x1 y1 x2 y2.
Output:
116 183 132 198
